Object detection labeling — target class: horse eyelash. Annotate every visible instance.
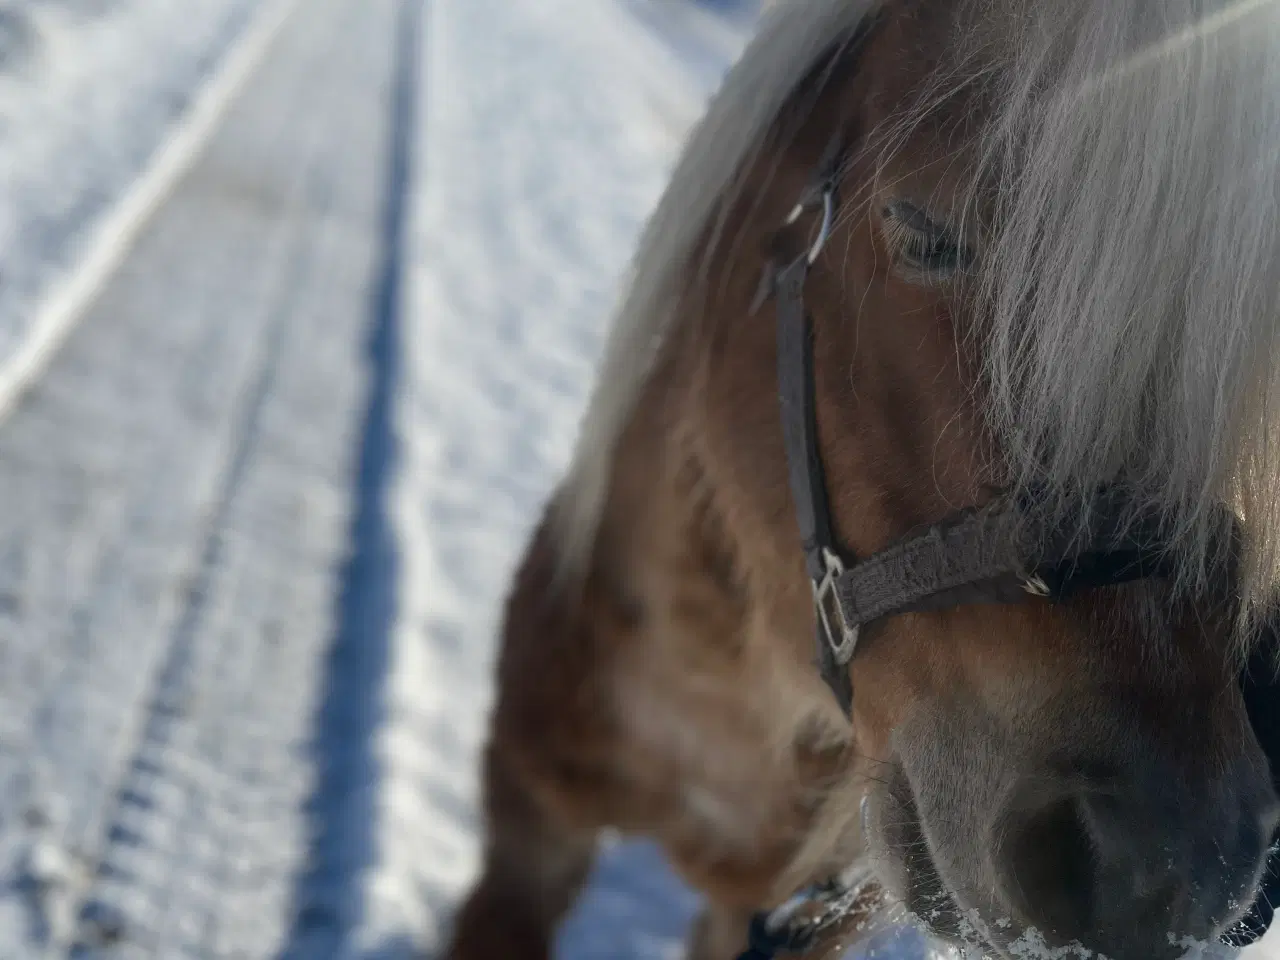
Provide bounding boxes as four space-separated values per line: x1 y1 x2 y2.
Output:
881 202 974 277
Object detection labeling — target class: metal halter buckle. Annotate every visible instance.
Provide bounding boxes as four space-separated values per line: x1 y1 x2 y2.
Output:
813 548 860 665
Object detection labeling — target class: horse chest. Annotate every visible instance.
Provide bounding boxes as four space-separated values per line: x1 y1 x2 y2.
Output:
610 652 824 855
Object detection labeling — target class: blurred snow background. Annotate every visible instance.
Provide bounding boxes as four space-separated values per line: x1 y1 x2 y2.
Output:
0 0 266 368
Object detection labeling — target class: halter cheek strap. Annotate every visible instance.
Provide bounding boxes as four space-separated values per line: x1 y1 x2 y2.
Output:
774 249 857 711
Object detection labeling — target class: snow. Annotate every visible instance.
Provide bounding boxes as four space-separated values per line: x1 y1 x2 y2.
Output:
0 0 268 375
0 0 402 952
0 0 1274 957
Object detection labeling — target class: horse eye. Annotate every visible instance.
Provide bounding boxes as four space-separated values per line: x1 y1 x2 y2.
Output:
882 201 974 277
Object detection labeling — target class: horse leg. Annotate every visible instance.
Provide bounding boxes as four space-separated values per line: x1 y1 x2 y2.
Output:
445 508 649 959
686 903 753 960
445 741 596 960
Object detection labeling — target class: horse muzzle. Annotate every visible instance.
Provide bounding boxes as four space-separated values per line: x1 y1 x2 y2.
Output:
1230 624 1280 946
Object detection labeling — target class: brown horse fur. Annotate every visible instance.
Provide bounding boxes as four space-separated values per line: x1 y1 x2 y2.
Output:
445 2 1280 958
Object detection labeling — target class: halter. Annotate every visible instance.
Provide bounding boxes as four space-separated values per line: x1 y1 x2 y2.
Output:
737 141 1280 956
764 141 1182 717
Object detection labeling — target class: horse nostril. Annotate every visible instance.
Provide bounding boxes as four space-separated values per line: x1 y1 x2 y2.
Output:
1000 794 1098 939
996 764 1278 957
1258 795 1280 845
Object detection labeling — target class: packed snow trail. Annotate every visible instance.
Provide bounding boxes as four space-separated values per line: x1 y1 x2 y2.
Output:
0 0 402 953
0 0 272 378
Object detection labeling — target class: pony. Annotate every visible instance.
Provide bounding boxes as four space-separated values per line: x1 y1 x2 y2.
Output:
444 1 1280 957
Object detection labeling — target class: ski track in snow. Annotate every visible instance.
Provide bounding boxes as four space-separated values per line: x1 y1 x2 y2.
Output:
0 0 398 953
0 0 271 374
0 0 1274 957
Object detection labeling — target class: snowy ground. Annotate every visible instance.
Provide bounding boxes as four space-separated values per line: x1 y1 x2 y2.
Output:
0 0 1274 958
0 0 272 376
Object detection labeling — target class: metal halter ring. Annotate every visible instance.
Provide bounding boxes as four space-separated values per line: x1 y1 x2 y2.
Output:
784 187 836 267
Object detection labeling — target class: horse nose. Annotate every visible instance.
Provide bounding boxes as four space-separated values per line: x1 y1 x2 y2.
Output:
995 761 1279 957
